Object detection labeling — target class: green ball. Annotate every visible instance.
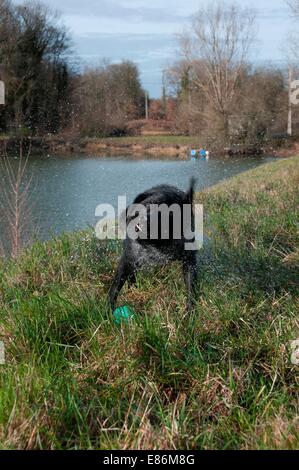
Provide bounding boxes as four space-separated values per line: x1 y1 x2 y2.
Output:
113 306 135 325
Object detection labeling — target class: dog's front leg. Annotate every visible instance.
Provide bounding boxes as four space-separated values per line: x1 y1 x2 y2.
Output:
108 256 131 311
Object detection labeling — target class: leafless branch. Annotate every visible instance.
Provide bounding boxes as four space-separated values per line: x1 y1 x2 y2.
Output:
0 141 35 258
179 1 256 141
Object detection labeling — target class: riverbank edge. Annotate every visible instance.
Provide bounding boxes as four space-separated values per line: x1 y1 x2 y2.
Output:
0 135 297 158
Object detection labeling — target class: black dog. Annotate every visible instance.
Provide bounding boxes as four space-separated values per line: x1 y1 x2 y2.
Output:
108 178 198 312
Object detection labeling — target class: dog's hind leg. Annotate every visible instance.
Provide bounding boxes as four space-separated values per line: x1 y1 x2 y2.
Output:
183 254 198 312
108 256 132 311
127 271 137 287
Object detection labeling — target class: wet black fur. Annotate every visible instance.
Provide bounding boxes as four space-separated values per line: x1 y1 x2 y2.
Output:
108 178 198 312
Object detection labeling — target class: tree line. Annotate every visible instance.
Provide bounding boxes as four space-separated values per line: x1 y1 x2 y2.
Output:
0 0 298 145
0 0 71 134
162 1 298 146
0 0 145 137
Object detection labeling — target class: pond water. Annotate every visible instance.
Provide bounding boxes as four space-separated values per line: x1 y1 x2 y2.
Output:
0 153 276 245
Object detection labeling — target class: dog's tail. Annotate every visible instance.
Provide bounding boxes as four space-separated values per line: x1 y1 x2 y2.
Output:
186 177 196 204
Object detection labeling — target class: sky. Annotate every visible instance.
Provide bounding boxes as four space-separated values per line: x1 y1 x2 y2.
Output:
13 0 293 97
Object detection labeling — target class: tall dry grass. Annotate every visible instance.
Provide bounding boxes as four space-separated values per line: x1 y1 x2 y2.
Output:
0 141 34 258
0 156 298 449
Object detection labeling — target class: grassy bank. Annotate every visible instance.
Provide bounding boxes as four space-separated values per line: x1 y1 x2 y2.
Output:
93 135 198 145
0 157 298 449
81 135 197 158
1 134 296 158
0 135 198 159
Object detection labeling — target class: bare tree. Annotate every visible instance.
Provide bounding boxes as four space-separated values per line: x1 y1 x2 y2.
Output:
75 61 145 137
287 0 299 15
286 0 299 61
0 142 34 258
180 1 256 143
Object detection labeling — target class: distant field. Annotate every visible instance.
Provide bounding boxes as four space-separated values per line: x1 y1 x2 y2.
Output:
0 156 298 449
0 134 199 147
92 135 200 146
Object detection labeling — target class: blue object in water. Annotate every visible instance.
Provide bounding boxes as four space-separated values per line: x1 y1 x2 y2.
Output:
199 149 207 158
190 149 197 157
113 305 135 325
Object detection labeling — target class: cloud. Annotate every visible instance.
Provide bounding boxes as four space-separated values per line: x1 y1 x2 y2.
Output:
29 0 192 24
73 32 176 71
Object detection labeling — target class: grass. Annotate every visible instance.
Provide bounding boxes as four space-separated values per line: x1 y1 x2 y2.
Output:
0 156 298 450
88 135 199 146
